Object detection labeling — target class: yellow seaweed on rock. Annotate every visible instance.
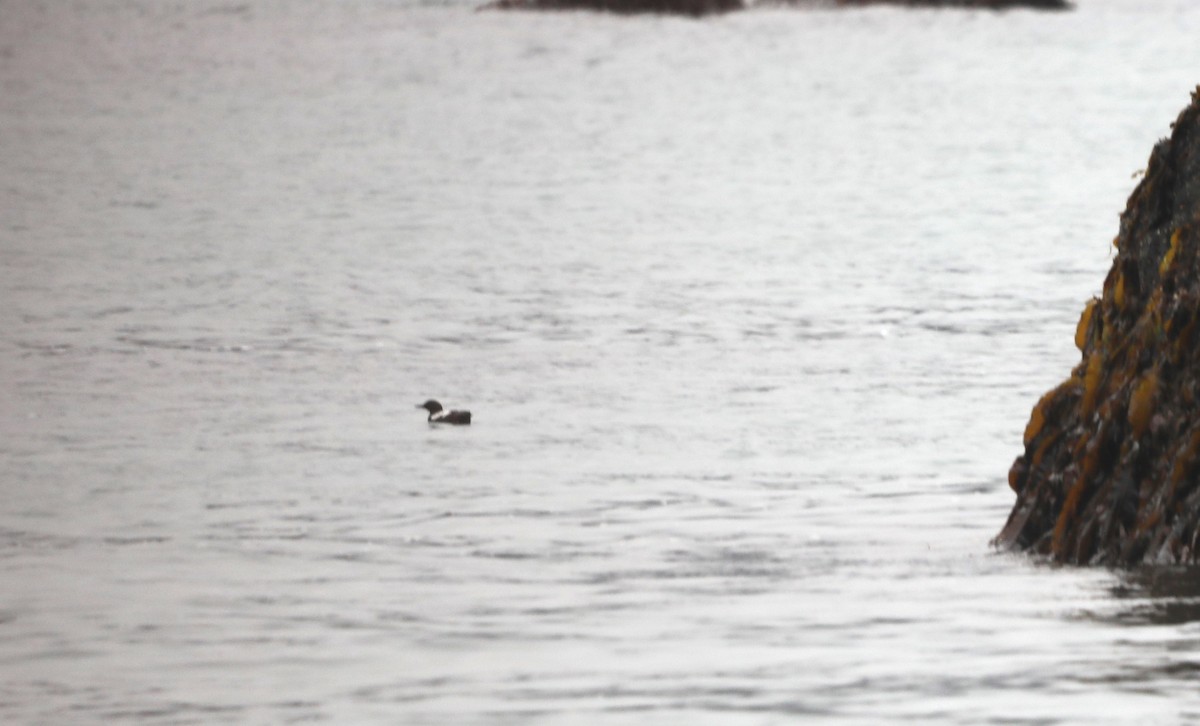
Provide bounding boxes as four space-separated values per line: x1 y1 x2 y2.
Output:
1170 428 1200 488
1178 319 1198 365
1128 370 1160 439
1029 430 1061 473
1160 229 1182 277
1053 436 1100 557
1024 394 1048 446
1076 299 1097 351
1007 461 1023 493
1136 509 1163 538
1082 355 1104 418
1148 289 1163 324
1002 88 1200 565
1071 430 1091 460
1024 377 1080 446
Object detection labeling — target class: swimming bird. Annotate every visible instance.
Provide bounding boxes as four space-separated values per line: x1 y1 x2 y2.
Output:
416 399 472 425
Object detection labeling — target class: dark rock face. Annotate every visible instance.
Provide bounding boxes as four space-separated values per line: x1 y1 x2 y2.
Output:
996 87 1200 566
481 0 1068 15
483 0 742 15
834 0 1069 8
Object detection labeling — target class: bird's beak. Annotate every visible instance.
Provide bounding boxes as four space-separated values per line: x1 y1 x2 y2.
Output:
415 404 424 409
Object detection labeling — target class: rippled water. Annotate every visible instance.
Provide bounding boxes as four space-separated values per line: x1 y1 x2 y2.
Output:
5 0 1200 722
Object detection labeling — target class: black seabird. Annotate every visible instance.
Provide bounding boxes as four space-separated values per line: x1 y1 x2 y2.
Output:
417 399 472 425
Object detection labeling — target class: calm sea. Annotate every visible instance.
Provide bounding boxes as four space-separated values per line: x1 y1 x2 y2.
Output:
4 0 1200 722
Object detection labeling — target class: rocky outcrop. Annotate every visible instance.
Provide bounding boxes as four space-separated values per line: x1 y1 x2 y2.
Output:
481 0 1068 15
833 0 1069 8
482 0 742 15
996 87 1200 566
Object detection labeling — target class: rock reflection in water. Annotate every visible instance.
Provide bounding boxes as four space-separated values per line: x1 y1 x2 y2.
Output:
1105 567 1200 627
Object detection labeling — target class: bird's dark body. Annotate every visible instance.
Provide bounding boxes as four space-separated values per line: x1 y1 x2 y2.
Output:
417 399 472 425
435 410 472 425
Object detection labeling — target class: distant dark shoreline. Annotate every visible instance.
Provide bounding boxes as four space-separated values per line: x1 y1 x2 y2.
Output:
482 0 1071 17
833 0 1069 8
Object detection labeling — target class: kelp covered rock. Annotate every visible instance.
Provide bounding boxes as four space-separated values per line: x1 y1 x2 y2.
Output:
834 0 1068 8
481 0 1067 13
997 86 1200 566
483 0 742 15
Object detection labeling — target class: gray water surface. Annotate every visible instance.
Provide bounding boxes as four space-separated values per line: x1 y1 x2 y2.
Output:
4 0 1200 722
